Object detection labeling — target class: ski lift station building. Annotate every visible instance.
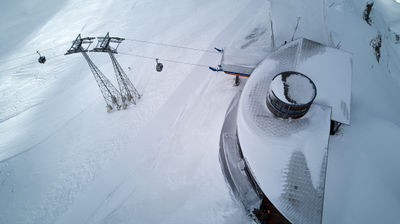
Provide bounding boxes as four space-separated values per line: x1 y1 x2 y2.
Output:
219 38 352 224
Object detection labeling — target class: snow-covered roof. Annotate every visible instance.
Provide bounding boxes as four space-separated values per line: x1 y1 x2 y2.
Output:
236 38 353 224
237 57 331 224
220 47 269 76
269 38 352 124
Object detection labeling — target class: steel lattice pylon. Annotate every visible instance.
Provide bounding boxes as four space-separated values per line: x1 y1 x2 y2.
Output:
92 32 141 108
82 52 121 110
65 34 121 111
108 52 141 106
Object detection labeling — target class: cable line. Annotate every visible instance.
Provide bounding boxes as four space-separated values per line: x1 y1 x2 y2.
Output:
0 53 65 74
118 52 210 68
124 38 219 54
0 41 70 64
0 38 219 73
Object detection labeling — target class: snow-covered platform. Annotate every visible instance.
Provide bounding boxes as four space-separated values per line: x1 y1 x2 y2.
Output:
219 48 269 77
221 38 353 224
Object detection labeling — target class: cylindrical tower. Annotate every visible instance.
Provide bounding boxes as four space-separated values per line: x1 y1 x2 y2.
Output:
267 71 317 119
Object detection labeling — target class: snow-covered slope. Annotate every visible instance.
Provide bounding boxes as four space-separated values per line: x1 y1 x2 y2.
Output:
0 0 399 223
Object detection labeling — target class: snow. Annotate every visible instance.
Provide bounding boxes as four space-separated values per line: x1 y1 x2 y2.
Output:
220 47 269 75
322 0 400 223
237 56 331 224
296 44 353 125
0 0 399 223
269 72 316 105
270 0 329 47
269 38 352 124
223 48 269 69
371 0 400 85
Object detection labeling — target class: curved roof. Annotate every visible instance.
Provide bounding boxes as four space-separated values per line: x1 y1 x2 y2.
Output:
236 38 352 224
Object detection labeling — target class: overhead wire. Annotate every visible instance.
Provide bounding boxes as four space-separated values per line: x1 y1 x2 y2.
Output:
0 38 220 73
118 52 211 68
0 41 70 64
124 38 219 54
0 53 66 74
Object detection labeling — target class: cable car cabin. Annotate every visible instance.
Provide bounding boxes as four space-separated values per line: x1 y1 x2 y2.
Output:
155 58 163 72
209 47 269 77
38 56 46 64
37 51 46 64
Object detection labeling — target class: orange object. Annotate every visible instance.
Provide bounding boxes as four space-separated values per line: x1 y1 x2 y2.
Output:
223 71 250 77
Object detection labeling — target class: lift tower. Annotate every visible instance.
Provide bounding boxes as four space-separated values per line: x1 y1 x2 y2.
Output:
65 34 121 111
92 32 141 108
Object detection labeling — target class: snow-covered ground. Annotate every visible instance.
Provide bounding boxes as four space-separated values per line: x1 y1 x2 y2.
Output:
323 0 400 223
0 0 399 223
